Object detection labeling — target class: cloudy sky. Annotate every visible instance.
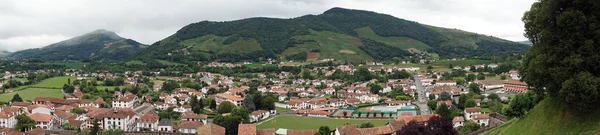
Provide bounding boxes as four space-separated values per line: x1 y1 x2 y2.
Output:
0 0 536 52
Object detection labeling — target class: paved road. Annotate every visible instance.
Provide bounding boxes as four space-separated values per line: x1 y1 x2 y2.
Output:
412 75 430 115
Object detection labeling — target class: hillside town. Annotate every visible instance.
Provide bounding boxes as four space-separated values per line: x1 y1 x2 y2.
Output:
0 60 525 135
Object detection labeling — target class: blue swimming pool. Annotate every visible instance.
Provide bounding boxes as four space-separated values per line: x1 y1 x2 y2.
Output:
371 106 415 112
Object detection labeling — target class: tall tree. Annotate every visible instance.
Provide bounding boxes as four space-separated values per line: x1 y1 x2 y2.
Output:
464 99 477 108
15 114 35 132
468 83 481 94
436 103 452 120
438 92 451 101
521 0 600 114
218 101 236 114
91 120 100 135
426 116 457 135
11 94 23 102
316 126 331 135
243 95 256 112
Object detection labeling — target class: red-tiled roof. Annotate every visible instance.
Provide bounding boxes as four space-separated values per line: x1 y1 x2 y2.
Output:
453 116 465 122
238 124 257 135
465 107 482 113
28 113 52 122
178 121 203 129
197 123 225 135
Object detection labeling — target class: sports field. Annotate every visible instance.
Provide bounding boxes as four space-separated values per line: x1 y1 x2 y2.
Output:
0 88 63 102
257 115 388 130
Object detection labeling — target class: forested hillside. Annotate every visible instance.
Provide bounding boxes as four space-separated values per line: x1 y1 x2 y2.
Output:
9 29 147 61
136 7 529 62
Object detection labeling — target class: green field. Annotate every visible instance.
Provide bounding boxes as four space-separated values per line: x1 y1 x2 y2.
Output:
41 62 88 69
432 59 492 67
157 60 184 66
0 88 63 102
481 98 600 135
355 26 431 51
95 86 123 91
180 34 263 54
125 60 145 66
257 115 388 130
33 76 76 89
275 107 291 113
5 78 28 83
291 29 373 62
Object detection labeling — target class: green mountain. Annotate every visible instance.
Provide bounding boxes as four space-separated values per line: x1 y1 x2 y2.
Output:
482 98 600 135
517 40 532 45
136 7 529 62
9 29 147 61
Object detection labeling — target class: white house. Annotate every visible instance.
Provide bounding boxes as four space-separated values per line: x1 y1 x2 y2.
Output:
452 116 465 128
0 107 20 128
103 109 137 131
436 80 457 86
158 119 174 132
31 106 52 115
215 94 244 107
28 113 53 129
136 112 159 131
471 114 490 127
249 110 270 123
464 107 482 121
177 121 202 133
112 95 138 109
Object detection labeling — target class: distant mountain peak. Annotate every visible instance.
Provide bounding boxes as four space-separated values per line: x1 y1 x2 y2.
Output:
84 29 122 39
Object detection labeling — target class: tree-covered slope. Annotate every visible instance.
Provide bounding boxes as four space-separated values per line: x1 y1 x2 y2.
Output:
0 50 10 57
482 98 600 135
136 7 529 62
9 29 147 61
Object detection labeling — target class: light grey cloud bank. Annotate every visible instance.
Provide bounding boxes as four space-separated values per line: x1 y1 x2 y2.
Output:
0 0 535 52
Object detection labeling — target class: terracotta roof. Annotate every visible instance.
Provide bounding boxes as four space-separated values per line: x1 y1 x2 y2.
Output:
67 119 83 127
389 120 406 132
257 128 275 135
504 80 528 86
476 80 506 85
28 113 52 122
286 129 317 135
183 113 208 119
178 121 203 129
250 110 269 116
395 114 438 124
437 100 452 106
85 108 112 120
11 101 32 107
216 93 244 101
54 110 74 119
465 107 482 113
336 124 360 135
453 116 465 122
357 126 395 135
308 110 332 116
26 128 45 135
104 108 136 118
158 119 173 126
115 94 137 102
137 111 160 123
238 124 257 135
197 123 225 135
472 114 490 119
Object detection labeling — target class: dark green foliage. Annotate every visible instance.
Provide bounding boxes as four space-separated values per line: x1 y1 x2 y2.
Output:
468 83 481 94
459 121 480 133
521 0 600 114
161 80 179 92
136 8 529 62
427 100 438 110
465 99 477 108
218 101 236 114
213 114 243 135
316 126 332 135
285 52 307 61
439 92 451 101
487 93 500 101
436 103 452 120
72 107 87 114
505 92 542 118
231 107 250 123
11 94 23 102
243 96 256 112
360 122 375 128
15 114 36 132
91 120 100 135
359 39 412 60
397 116 457 135
9 30 146 61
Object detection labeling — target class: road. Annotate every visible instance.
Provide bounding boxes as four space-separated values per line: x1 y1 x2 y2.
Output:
412 75 430 115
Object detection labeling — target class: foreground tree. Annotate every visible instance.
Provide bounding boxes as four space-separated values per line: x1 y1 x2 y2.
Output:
218 101 236 114
359 122 375 128
11 94 23 102
316 126 331 135
521 0 600 114
15 114 35 132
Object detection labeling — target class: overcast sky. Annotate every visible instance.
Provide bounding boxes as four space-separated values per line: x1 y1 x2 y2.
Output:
0 0 536 52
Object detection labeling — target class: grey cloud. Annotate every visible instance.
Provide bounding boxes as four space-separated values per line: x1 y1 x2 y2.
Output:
0 0 535 52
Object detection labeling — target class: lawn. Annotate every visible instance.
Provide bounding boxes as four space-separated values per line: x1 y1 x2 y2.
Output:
481 98 600 135
0 88 63 102
432 59 492 67
257 116 388 130
292 29 373 62
33 76 76 89
275 107 291 113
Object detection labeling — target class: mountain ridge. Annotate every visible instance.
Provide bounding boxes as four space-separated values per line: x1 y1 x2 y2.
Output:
135 7 529 63
9 29 147 61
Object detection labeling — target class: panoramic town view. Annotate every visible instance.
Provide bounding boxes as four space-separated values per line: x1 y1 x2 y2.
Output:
0 0 598 135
